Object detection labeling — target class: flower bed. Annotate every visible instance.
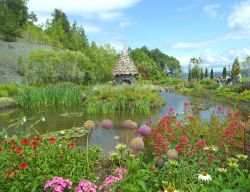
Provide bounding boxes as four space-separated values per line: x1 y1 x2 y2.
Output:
0 103 249 191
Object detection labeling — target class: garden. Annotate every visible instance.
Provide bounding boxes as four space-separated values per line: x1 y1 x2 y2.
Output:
0 103 249 191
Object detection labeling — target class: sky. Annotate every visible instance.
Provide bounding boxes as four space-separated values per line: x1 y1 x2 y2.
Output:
27 0 250 72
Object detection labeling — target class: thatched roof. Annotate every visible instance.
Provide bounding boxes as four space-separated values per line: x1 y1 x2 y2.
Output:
113 48 139 76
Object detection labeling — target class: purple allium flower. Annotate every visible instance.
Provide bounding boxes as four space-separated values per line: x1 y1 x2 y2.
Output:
101 119 113 129
44 176 72 192
122 120 137 129
74 179 97 192
138 125 152 137
130 137 144 151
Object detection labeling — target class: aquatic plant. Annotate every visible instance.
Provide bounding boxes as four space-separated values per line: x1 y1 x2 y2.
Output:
18 83 83 110
86 84 165 114
101 119 113 129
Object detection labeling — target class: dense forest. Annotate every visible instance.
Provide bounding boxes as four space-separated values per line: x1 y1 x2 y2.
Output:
0 0 181 85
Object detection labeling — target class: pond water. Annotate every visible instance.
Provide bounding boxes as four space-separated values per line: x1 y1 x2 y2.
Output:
0 92 245 155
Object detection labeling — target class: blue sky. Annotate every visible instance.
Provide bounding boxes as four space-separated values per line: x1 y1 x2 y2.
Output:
28 0 250 71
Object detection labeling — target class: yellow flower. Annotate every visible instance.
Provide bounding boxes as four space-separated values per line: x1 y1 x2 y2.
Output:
168 160 179 167
115 143 126 151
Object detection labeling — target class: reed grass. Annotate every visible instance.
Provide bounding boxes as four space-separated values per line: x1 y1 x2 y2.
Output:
18 83 83 110
86 84 165 114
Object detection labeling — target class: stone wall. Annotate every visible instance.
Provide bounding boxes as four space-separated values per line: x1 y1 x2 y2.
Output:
115 74 137 84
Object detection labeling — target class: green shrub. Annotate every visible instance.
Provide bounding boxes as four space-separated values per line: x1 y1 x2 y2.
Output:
240 90 250 102
0 84 19 97
200 78 213 85
26 49 91 84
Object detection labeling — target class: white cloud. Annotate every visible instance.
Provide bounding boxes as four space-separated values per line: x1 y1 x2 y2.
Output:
28 0 141 13
177 4 194 12
119 21 133 28
176 48 250 72
28 0 141 21
98 12 123 21
83 24 102 34
203 4 221 19
228 0 250 33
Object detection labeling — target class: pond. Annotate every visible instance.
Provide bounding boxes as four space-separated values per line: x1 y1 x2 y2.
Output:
0 92 246 155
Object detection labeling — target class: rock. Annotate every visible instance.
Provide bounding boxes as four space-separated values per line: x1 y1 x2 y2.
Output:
0 97 17 110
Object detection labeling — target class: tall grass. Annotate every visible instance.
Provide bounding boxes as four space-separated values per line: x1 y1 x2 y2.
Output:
86 84 165 114
18 83 83 110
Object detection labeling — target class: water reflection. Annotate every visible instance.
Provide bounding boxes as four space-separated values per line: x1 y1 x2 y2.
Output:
0 92 245 155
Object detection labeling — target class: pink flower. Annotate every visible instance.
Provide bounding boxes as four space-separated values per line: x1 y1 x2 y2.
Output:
217 105 223 113
75 179 97 192
44 176 72 192
169 107 175 114
184 101 190 108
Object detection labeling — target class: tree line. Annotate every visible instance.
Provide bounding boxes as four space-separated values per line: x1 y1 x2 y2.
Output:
0 0 181 84
187 56 250 82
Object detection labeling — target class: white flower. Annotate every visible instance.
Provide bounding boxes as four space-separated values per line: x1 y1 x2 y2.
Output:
198 172 212 182
22 116 27 123
59 131 65 135
114 136 120 140
115 143 126 151
41 117 45 122
164 186 180 192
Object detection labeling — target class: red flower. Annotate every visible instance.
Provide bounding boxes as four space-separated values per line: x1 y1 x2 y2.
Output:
18 162 28 170
0 147 3 153
167 127 173 132
229 122 237 129
223 129 234 137
168 134 176 141
30 141 38 147
20 138 30 145
15 147 23 153
179 135 190 148
69 143 75 148
34 137 42 142
187 151 194 156
48 137 56 143
195 139 207 148
9 146 17 151
176 144 183 155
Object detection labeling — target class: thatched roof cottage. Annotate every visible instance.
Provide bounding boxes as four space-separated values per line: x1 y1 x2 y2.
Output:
113 48 139 84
